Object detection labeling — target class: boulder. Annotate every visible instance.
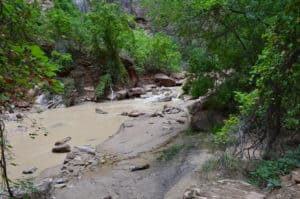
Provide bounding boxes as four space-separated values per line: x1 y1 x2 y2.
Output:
190 110 225 132
176 79 185 86
15 101 30 108
55 137 72 146
95 108 108 114
83 86 95 101
128 87 146 97
52 144 71 153
143 84 157 92
22 167 38 175
292 169 300 184
171 72 185 80
116 89 128 99
163 105 183 114
128 111 145 117
158 96 172 102
129 163 150 172
154 73 176 87
107 89 128 101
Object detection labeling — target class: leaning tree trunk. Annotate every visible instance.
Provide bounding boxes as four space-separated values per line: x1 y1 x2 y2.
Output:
264 86 282 157
0 120 13 197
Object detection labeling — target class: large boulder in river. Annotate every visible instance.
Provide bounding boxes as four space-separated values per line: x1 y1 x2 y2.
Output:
116 89 128 99
128 87 146 97
154 73 176 87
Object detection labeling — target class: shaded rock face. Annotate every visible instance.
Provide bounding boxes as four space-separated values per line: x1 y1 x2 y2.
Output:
190 110 225 132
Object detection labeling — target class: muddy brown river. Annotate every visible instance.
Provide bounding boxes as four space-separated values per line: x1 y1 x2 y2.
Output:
5 88 183 179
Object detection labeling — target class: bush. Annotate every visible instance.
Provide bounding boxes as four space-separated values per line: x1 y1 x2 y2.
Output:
62 78 76 106
158 144 184 161
95 74 112 100
132 30 181 73
249 146 300 188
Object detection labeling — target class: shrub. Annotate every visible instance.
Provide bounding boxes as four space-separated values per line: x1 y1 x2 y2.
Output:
249 146 300 188
62 78 76 106
95 74 112 100
158 144 184 161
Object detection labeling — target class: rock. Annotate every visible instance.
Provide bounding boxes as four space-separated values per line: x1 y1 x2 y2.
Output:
55 178 68 184
176 119 185 124
158 96 172 102
16 113 23 119
103 196 112 199
46 95 65 109
52 144 71 153
183 187 202 199
154 73 176 87
107 93 117 101
55 137 72 146
143 84 157 92
171 72 185 80
292 169 300 184
190 110 225 132
176 79 185 86
74 146 96 155
129 163 150 172
83 86 95 101
150 111 164 117
162 105 183 114
128 87 146 97
107 89 128 100
121 112 128 116
128 111 145 117
95 108 108 114
12 179 53 199
54 184 66 189
22 167 38 175
15 101 30 108
116 89 128 100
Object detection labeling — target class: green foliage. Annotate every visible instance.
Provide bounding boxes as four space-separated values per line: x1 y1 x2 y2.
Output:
132 30 181 73
189 76 214 98
0 0 63 105
95 74 112 100
62 78 76 106
249 146 300 188
51 50 73 70
215 115 240 143
158 144 184 161
144 0 299 149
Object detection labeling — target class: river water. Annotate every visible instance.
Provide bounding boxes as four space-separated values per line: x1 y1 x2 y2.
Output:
5 88 183 179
